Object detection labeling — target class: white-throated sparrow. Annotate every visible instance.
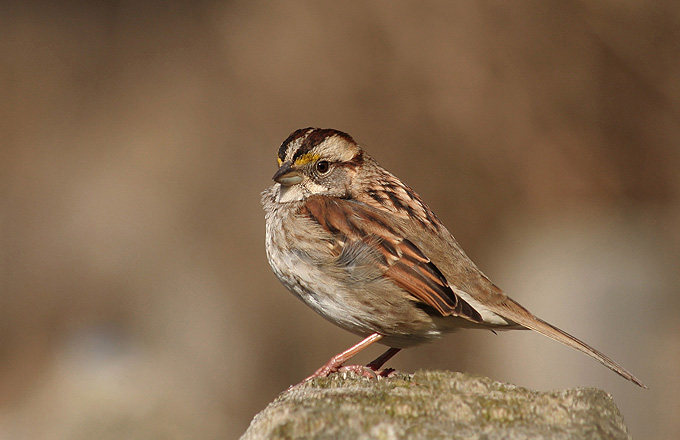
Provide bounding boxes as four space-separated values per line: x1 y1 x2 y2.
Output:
261 127 645 387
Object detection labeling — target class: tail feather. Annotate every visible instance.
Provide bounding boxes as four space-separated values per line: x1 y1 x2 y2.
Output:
501 302 647 388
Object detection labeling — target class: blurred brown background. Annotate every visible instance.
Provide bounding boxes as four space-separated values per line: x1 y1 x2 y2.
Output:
2 1 679 438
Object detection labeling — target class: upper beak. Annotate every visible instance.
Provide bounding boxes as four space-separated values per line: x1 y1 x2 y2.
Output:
272 162 303 186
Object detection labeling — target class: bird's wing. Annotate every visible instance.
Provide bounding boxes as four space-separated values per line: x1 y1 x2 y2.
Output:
302 195 484 323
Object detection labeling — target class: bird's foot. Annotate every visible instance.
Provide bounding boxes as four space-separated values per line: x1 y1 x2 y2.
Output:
291 362 397 388
299 363 397 385
338 364 397 379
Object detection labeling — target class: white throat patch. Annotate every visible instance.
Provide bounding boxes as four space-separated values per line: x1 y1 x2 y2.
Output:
277 184 305 203
276 180 327 203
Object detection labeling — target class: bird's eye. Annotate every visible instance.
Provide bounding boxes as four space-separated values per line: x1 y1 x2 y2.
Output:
316 160 331 174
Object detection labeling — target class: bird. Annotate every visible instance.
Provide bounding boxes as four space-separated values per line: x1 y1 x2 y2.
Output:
261 127 646 388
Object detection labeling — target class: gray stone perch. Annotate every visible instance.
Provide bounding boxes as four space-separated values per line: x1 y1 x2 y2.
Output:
241 370 630 440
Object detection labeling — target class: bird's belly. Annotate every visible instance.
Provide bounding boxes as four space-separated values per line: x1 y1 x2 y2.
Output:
267 244 459 346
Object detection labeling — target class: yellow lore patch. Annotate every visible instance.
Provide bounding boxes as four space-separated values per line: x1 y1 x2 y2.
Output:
294 153 320 166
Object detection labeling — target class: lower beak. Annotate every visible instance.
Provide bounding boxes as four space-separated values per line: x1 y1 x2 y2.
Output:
272 163 303 186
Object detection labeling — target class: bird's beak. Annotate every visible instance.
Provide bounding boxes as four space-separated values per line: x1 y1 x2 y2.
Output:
272 162 303 186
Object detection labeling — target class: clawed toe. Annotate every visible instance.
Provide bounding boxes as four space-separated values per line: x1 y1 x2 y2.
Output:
339 365 399 379
290 338 402 387
377 367 397 377
329 364 400 380
292 364 399 388
338 364 379 379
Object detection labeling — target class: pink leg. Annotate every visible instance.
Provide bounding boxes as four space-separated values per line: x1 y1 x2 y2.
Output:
303 333 383 382
336 347 402 379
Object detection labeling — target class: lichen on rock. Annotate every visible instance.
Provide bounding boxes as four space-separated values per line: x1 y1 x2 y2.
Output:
240 370 630 440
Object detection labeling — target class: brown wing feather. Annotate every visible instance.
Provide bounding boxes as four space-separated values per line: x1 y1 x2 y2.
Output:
303 196 483 323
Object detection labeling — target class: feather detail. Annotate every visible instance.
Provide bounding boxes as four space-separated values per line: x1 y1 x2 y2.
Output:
356 174 441 232
495 299 647 388
302 196 483 323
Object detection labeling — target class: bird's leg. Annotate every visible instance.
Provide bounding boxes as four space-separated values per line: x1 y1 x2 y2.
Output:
302 333 383 383
337 346 401 378
366 347 401 376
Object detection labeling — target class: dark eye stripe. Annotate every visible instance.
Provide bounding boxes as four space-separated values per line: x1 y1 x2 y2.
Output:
279 128 354 163
278 127 313 162
293 129 354 162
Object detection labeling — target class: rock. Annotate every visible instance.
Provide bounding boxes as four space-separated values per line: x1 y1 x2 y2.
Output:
240 370 630 440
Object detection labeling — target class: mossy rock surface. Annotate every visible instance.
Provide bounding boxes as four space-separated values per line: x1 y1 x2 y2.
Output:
241 370 630 440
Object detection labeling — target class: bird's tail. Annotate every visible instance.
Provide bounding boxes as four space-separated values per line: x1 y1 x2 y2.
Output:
503 300 647 388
